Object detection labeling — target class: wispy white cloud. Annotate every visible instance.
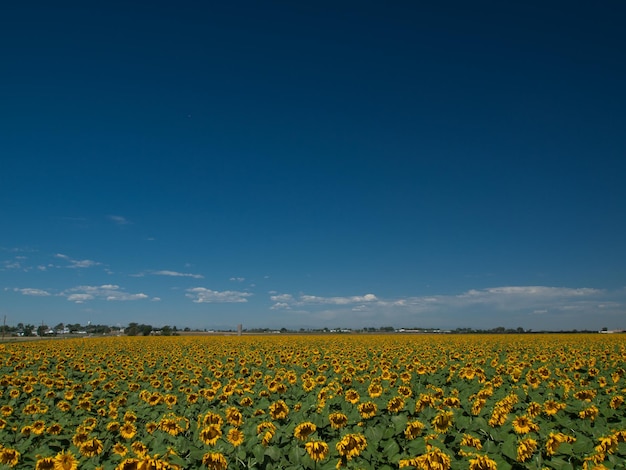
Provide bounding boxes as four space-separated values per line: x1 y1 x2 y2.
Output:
186 287 252 303
108 215 131 225
300 294 378 305
62 285 149 303
2 260 23 270
54 253 101 269
269 293 377 309
270 302 291 310
230 277 245 282
13 288 51 297
268 286 621 330
152 270 204 279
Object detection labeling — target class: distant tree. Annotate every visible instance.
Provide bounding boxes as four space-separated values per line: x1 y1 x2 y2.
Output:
125 323 139 336
37 324 49 336
54 323 65 332
23 324 35 336
161 325 172 336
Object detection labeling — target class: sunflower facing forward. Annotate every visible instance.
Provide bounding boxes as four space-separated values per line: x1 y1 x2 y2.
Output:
305 440 329 462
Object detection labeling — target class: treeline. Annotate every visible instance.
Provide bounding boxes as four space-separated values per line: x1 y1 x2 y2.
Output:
1 322 112 337
124 323 179 336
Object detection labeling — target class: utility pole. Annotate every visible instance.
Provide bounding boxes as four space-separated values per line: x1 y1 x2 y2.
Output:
2 315 5 340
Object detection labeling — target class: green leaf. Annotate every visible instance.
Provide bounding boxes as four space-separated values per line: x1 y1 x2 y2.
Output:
391 414 408 433
264 445 282 461
501 434 518 461
382 439 400 460
288 445 304 465
365 425 383 443
572 434 594 454
545 457 574 470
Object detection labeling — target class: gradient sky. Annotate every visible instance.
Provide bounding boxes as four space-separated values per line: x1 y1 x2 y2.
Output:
2 1 625 331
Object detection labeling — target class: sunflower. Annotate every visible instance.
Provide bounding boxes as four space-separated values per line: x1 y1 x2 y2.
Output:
227 428 245 447
294 422 317 441
387 396 405 413
302 378 316 392
112 443 128 456
543 400 565 416
432 410 454 433
130 441 149 458
79 438 104 457
77 399 92 411
147 393 162 406
329 412 349 429
32 420 46 435
545 432 576 456
345 389 360 404
138 454 168 470
225 407 243 427
336 433 367 460
257 421 276 434
574 390 597 401
72 430 90 446
517 438 538 462
610 396 624 409
526 402 541 418
35 456 55 470
460 434 483 450
53 450 78 470
413 448 451 470
124 411 138 423
201 412 223 427
47 423 63 435
0 447 20 467
305 440 329 462
0 405 13 416
595 436 618 455
83 417 98 430
579 405 599 420
367 383 383 398
199 424 222 445
107 421 121 432
402 420 424 440
159 419 183 436
146 421 158 434
115 458 139 470
468 454 498 470
57 401 71 412
512 415 539 434
358 401 377 419
120 423 137 440
202 452 227 470
269 400 289 420
239 396 254 407
415 393 437 412
23 403 39 414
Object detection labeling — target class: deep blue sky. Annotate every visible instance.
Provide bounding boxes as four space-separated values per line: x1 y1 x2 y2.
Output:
2 1 625 330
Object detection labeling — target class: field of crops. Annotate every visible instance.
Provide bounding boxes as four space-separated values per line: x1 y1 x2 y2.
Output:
1 334 625 470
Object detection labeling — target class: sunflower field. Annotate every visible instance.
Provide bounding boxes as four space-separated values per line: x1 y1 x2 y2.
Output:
1 333 625 470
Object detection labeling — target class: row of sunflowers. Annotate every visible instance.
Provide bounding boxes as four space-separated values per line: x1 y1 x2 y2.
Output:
1 333 625 469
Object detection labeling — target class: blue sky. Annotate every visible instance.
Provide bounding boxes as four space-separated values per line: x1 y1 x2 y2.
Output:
2 1 625 331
